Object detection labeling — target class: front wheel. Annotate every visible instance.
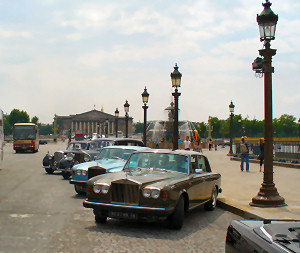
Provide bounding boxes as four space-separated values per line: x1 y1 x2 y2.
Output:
204 186 218 211
45 168 54 174
62 171 71 180
167 196 184 230
74 185 86 195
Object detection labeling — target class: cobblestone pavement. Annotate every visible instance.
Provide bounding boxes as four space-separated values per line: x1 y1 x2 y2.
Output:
0 142 242 253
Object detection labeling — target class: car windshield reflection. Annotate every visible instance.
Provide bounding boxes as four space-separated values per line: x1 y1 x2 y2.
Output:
67 142 88 150
124 153 188 174
99 148 135 160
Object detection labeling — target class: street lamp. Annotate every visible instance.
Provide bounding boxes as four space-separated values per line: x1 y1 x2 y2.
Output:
141 87 149 146
115 108 119 138
229 101 235 155
250 0 285 207
105 119 109 138
298 118 300 138
124 100 130 138
170 63 182 150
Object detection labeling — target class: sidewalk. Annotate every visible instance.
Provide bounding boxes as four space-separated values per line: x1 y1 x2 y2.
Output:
204 146 300 220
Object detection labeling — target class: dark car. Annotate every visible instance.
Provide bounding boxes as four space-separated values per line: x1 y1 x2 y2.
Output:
42 141 90 178
225 219 300 253
83 149 221 230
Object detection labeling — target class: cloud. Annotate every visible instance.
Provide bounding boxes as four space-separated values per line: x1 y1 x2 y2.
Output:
0 26 31 38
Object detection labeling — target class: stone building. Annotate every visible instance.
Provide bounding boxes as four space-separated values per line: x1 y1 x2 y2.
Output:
55 109 133 137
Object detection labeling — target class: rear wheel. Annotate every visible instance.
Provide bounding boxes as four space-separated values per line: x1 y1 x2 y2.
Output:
168 196 184 230
95 215 107 224
204 186 218 211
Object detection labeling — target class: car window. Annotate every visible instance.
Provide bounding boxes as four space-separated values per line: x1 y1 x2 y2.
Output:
190 155 198 173
197 156 207 172
67 142 88 150
99 148 136 160
124 153 188 174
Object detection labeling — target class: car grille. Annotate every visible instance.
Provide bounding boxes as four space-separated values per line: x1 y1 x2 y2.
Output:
54 152 64 162
111 182 139 205
88 166 106 179
74 153 84 163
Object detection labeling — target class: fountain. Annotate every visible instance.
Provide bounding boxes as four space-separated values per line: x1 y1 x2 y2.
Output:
146 102 197 149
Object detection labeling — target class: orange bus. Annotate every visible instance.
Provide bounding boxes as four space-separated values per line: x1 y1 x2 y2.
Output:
13 123 39 153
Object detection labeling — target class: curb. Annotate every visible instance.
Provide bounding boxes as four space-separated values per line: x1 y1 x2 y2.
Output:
230 157 300 169
217 198 264 220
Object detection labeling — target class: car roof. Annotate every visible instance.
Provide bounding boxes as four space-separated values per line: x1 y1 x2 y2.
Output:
102 146 149 151
130 148 208 158
91 138 142 142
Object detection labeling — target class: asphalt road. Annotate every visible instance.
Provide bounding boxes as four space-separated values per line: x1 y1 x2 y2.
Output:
0 141 242 253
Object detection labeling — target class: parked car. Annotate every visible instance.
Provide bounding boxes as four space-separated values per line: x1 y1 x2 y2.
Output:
43 138 144 180
42 141 90 177
225 219 300 253
70 146 149 195
83 149 222 230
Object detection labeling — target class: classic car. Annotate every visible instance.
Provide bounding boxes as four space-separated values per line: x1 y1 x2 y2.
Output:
42 141 90 177
225 219 300 253
43 138 144 180
83 149 222 230
70 146 149 195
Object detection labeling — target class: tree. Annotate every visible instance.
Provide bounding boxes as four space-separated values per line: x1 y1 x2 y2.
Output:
39 124 54 135
3 119 12 135
31 116 40 126
8 109 30 126
134 122 143 134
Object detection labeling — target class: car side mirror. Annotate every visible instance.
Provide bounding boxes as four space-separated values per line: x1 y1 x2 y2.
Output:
195 169 203 173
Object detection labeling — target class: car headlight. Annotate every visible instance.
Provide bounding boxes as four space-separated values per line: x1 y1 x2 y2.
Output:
151 189 160 199
76 170 81 176
142 188 151 198
84 154 90 162
81 170 87 176
143 188 160 199
93 184 110 194
93 185 101 194
66 153 74 161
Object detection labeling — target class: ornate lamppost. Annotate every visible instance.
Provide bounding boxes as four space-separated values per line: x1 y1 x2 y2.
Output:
124 100 130 138
250 0 285 207
115 108 119 138
229 101 235 155
141 87 149 146
105 119 109 138
298 118 300 138
170 63 182 150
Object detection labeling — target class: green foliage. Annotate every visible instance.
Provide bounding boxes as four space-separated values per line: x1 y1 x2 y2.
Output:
39 124 54 135
31 116 40 126
8 109 30 126
193 114 298 138
134 122 144 133
3 119 12 135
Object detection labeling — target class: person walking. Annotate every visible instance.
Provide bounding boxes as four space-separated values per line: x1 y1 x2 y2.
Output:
193 140 203 153
214 139 218 151
183 136 191 150
258 138 264 172
209 139 212 151
240 136 250 172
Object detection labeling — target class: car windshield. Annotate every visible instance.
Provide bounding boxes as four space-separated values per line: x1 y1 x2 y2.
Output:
66 142 88 150
99 148 136 160
90 140 114 150
124 152 188 174
13 126 36 140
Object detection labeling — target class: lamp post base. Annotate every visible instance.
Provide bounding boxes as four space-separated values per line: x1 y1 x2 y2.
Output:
250 182 286 207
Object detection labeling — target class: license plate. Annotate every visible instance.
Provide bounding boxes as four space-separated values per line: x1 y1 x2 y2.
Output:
109 211 137 219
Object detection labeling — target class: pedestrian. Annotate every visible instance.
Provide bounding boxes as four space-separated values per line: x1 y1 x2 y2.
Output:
193 140 203 153
183 136 191 150
258 138 264 172
240 136 250 172
209 139 212 151
214 139 218 151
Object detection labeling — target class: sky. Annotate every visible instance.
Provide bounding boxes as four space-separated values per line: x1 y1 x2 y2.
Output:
0 0 299 124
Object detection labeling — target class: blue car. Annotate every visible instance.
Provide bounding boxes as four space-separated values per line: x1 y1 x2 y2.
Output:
70 146 149 195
